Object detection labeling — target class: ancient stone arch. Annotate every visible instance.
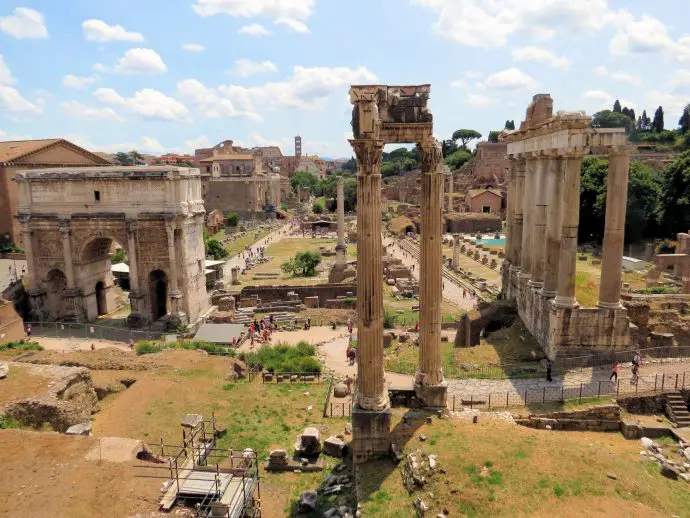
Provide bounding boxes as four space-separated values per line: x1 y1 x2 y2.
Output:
15 166 209 328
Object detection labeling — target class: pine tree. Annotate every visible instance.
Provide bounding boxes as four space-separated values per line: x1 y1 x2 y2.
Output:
613 99 622 113
678 105 690 134
641 110 651 131
636 116 643 131
622 107 630 118
652 106 664 132
629 108 636 121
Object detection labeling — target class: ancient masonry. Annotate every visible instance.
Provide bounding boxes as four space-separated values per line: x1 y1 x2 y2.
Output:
328 177 348 283
349 84 447 463
14 166 210 328
501 94 633 357
647 230 690 293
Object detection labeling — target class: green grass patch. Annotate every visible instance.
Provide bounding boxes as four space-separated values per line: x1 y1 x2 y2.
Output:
0 340 43 352
244 341 321 373
0 414 20 429
134 340 236 356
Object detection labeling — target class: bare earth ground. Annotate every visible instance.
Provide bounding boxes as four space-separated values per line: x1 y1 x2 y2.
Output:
0 364 50 405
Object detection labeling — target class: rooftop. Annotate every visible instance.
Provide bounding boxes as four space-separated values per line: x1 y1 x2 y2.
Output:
0 138 109 165
199 154 254 162
14 165 201 181
468 188 502 199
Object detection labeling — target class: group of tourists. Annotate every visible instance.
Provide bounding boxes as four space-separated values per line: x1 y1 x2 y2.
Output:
248 315 278 348
608 351 642 384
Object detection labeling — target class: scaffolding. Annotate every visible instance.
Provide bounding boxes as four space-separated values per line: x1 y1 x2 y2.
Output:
135 413 261 517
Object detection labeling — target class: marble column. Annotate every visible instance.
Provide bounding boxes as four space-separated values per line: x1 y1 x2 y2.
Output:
350 139 388 412
504 165 514 266
19 219 36 290
511 158 525 270
542 156 564 297
335 176 346 266
598 151 630 309
126 220 146 327
416 138 447 409
447 172 454 212
58 221 75 288
165 220 184 325
530 157 548 287
452 235 461 269
554 155 583 308
519 157 537 280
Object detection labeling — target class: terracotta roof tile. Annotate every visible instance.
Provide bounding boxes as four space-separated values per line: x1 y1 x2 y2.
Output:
0 139 62 163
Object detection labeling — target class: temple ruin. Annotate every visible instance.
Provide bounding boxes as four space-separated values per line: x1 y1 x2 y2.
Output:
349 84 446 463
14 166 209 328
646 231 690 293
501 94 633 358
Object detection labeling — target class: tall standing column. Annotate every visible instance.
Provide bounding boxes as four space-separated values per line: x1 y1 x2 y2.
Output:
350 139 387 412
165 221 179 294
335 176 346 266
447 172 454 212
452 235 461 269
416 138 447 408
542 156 564 297
58 221 75 288
530 157 548 287
504 164 514 265
598 151 630 308
511 158 525 270
126 220 146 328
554 155 583 308
19 219 37 291
520 157 537 280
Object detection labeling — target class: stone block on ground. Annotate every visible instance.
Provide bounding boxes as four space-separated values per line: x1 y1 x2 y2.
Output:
0 363 8 379
333 383 348 398
295 427 322 457
323 436 346 457
298 491 318 512
303 296 319 309
65 422 92 436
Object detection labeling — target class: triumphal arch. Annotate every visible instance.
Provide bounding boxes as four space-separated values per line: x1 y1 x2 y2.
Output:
501 94 633 357
15 166 209 328
349 84 447 462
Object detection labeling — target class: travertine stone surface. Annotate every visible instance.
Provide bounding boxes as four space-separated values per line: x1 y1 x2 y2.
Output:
530 157 547 287
542 156 564 297
335 176 346 266
520 157 537 280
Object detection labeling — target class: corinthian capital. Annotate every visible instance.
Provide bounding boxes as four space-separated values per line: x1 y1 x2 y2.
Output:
419 138 443 173
349 139 384 174
58 220 71 236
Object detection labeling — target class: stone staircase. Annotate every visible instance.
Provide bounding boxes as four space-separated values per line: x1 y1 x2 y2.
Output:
666 392 690 427
233 308 296 326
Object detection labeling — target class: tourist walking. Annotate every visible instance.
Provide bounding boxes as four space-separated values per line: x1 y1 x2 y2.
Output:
545 358 553 382
347 347 356 365
631 362 639 384
345 375 353 395
609 362 619 383
347 317 353 334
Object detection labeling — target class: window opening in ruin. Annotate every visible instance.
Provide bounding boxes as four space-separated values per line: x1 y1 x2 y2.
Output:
94 190 101 201
482 205 491 214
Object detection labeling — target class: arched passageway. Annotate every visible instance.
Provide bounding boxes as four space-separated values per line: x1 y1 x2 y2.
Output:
95 281 107 316
149 270 168 321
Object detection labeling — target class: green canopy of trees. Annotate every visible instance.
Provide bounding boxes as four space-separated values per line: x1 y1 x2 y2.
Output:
225 212 239 227
290 170 318 193
444 149 473 170
658 150 690 235
591 110 633 133
452 129 482 150
281 251 322 277
653 106 665 133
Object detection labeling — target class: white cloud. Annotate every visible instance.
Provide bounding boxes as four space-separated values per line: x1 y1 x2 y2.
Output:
140 137 165 153
410 0 614 48
584 90 612 102
177 79 262 121
193 0 314 21
230 59 279 78
610 12 690 62
94 87 190 122
82 19 144 42
484 68 538 90
275 18 310 33
0 55 16 85
583 90 636 111
670 70 690 95
84 136 167 154
182 43 205 52
61 100 124 122
101 48 168 75
645 91 689 119
465 71 483 79
62 74 99 89
0 129 6 137
184 135 211 150
450 79 470 89
218 65 378 114
0 7 48 39
463 93 491 107
238 23 270 36
511 46 571 69
594 65 641 85
0 85 42 114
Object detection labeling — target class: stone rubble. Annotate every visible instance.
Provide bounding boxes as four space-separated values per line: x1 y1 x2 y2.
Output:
639 437 690 483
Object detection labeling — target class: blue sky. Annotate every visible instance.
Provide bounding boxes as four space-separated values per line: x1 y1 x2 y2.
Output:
0 0 689 158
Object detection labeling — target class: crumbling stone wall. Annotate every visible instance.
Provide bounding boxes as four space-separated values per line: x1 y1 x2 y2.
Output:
239 284 356 307
455 300 517 347
514 405 620 432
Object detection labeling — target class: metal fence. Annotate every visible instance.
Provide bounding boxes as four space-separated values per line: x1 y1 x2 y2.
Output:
385 345 690 380
24 321 167 343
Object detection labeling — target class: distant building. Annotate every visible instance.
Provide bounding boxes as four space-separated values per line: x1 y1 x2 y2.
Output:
466 188 503 215
206 209 225 235
296 157 322 178
459 142 510 187
0 138 109 245
158 153 196 165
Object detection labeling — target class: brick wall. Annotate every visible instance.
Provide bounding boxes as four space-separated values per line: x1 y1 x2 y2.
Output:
239 283 356 306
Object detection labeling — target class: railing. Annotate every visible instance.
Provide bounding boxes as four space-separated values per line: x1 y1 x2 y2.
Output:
385 345 690 380
24 321 168 343
446 370 689 411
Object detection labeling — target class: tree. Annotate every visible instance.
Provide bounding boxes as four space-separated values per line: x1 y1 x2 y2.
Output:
613 99 622 113
444 149 473 170
487 130 501 143
114 152 135 166
640 110 652 131
658 150 690 235
342 158 356 172
628 108 636 122
504 120 515 130
679 105 690 135
441 139 458 158
312 201 324 214
205 239 228 260
622 107 630 119
591 110 633 133
290 170 317 194
653 106 665 133
111 248 126 264
451 129 482 150
281 251 321 277
225 212 239 227
129 150 145 165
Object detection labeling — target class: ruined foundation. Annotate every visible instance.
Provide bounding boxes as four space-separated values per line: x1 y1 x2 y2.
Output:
351 404 392 464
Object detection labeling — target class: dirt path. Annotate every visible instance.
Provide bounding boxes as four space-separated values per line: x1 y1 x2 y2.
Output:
32 336 131 352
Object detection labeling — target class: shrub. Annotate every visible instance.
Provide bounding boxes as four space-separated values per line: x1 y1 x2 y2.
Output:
0 340 43 352
0 414 20 429
244 342 321 373
206 238 229 260
134 340 235 356
281 251 321 277
225 212 239 227
383 310 397 329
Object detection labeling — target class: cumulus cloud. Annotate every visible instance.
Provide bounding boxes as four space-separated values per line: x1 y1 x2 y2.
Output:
61 100 124 122
0 85 42 114
230 59 279 77
410 0 614 48
97 48 168 75
177 79 262 121
645 91 690 118
275 18 310 33
238 23 270 36
182 43 205 52
194 0 314 32
184 135 211 150
583 90 636 111
0 55 16 85
511 46 571 69
82 19 144 42
463 93 492 107
94 87 190 122
594 65 641 85
62 74 99 89
484 68 538 90
0 7 48 39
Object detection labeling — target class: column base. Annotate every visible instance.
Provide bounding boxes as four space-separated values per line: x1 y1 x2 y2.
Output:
552 296 579 309
539 289 557 299
414 380 448 410
597 301 622 310
62 288 85 322
351 404 391 464
528 280 544 289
